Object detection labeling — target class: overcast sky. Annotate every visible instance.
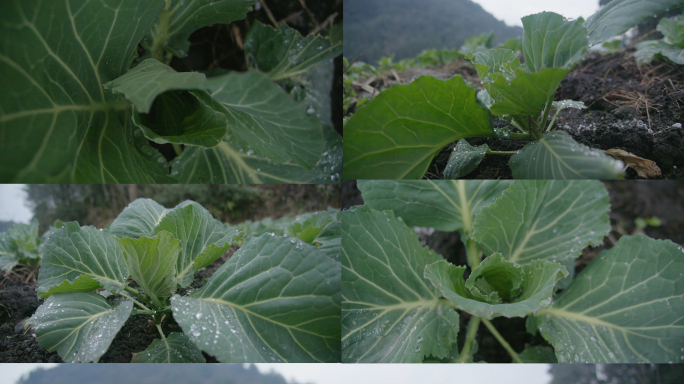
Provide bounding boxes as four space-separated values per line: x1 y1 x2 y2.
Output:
0 364 551 384
0 184 32 224
471 0 601 26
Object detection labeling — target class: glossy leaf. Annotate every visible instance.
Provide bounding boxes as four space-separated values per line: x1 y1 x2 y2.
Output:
341 206 459 363
343 76 493 179
116 231 181 306
133 90 227 147
424 257 567 319
107 61 325 169
537 235 684 363
522 12 588 72
131 332 206 363
25 293 133 363
146 0 255 58
443 140 489 179
102 59 206 114
469 48 520 82
171 235 341 362
358 180 511 233
471 180 611 264
584 0 684 45
509 131 624 179
552 100 586 111
519 346 558 363
108 198 169 239
487 68 569 117
466 254 525 303
0 0 172 183
37 223 129 298
635 40 684 65
153 201 241 287
245 21 343 81
172 126 341 184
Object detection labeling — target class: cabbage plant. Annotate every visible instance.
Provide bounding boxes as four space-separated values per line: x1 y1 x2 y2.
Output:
25 198 341 363
0 220 62 273
0 0 342 183
343 0 682 179
342 180 684 363
636 13 684 65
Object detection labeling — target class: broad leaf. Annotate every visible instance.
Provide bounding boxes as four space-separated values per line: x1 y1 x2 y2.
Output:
519 346 558 363
358 180 511 233
487 68 570 117
341 206 459 363
131 332 206 363
102 59 206 114
109 198 169 239
116 231 181 306
522 12 588 72
245 21 343 81
443 140 489 179
171 235 340 362
107 61 325 169
424 257 567 319
508 131 625 179
0 233 18 272
153 201 241 287
343 75 494 179
471 180 611 264
133 90 228 147
145 0 255 58
537 235 684 363
584 0 684 45
7 220 40 257
0 0 172 183
172 126 341 183
38 223 129 298
25 293 133 363
635 40 684 65
469 48 521 82
659 14 684 47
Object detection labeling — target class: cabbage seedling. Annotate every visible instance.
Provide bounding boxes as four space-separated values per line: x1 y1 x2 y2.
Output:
343 1 681 179
342 180 684 363
25 198 341 363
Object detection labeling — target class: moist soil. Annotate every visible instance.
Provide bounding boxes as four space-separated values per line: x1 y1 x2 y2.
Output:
419 50 684 179
341 179 684 362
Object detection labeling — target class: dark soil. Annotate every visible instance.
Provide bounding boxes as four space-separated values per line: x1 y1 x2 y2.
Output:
424 49 684 179
341 179 684 362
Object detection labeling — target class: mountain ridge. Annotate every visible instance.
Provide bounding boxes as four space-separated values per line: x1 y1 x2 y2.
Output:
344 0 523 63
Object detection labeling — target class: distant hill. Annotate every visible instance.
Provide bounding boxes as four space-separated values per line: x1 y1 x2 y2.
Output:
0 221 18 232
344 0 523 63
18 365 307 384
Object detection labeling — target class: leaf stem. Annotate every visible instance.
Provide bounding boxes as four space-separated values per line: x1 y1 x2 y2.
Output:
119 292 149 311
510 118 528 134
155 323 166 340
486 149 518 156
480 318 523 363
538 100 552 133
457 316 481 363
150 9 172 62
172 143 183 156
466 238 481 269
546 107 563 132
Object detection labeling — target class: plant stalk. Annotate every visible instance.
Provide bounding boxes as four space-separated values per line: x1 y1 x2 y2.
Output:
150 9 173 62
538 100 552 134
119 292 149 311
480 318 523 363
457 316 481 363
155 323 166 339
546 107 563 132
465 238 481 269
486 149 518 156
